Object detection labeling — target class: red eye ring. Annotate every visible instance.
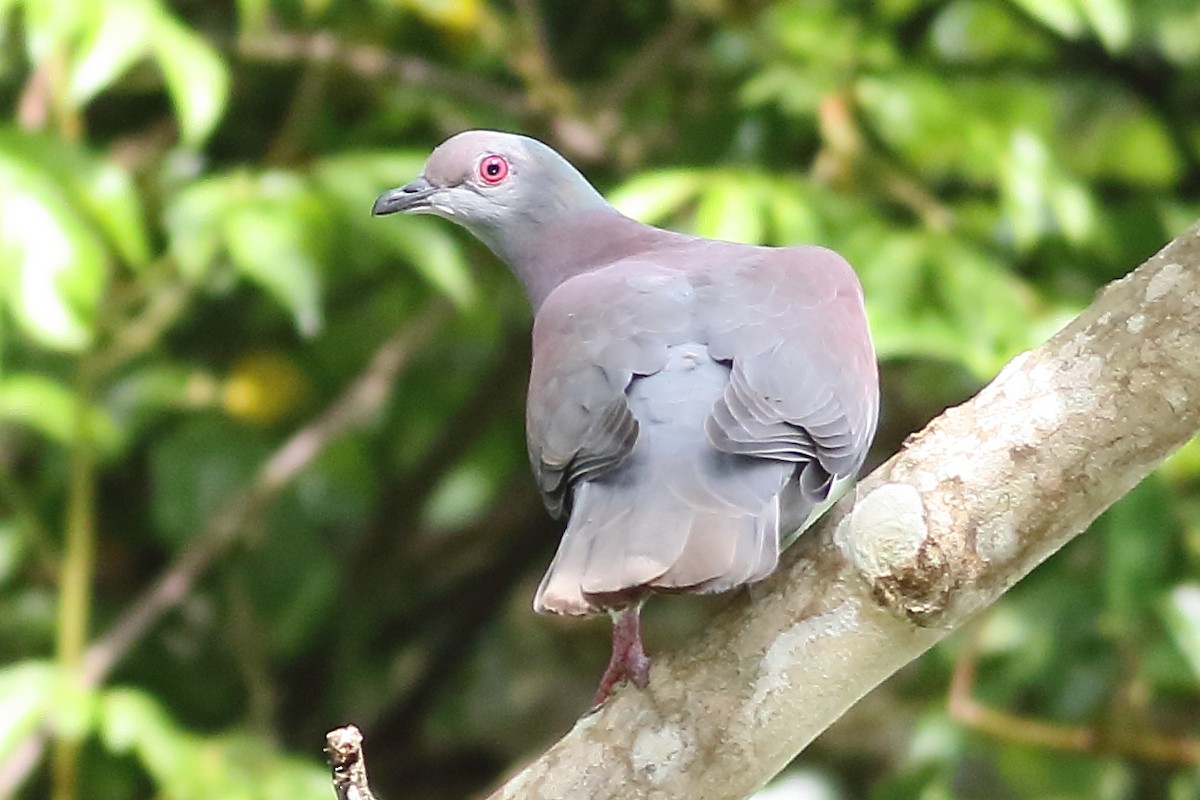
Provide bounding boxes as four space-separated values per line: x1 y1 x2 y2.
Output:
478 154 509 184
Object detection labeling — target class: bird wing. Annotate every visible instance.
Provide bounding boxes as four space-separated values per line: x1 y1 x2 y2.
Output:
526 261 694 517
696 245 878 508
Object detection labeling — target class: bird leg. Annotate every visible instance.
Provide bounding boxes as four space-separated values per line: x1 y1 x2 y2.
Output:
592 600 651 707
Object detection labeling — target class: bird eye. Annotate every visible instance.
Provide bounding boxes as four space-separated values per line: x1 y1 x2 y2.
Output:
478 155 509 184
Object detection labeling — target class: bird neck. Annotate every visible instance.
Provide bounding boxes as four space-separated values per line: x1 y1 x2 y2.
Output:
491 206 680 312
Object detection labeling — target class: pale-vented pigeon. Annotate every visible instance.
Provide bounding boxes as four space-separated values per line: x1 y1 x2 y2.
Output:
373 131 878 705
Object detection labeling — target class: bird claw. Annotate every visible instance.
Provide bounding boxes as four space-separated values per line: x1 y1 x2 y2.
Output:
591 649 650 708
591 604 651 707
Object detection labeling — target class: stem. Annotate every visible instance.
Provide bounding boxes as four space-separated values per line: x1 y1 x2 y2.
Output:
45 46 84 143
91 279 194 377
35 58 87 795
949 624 1200 765
50 365 97 800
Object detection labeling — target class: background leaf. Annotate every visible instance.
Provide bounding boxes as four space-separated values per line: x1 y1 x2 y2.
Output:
68 0 155 105
150 7 230 146
0 151 107 351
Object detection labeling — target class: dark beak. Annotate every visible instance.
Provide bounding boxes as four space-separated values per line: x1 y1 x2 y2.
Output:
372 176 437 215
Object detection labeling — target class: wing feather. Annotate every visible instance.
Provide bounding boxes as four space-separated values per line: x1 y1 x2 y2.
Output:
696 246 878 519
526 262 693 516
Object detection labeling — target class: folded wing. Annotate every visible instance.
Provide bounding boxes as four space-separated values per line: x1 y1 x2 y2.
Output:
697 246 879 530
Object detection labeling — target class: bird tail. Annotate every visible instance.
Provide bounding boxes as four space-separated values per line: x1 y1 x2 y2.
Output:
533 480 780 616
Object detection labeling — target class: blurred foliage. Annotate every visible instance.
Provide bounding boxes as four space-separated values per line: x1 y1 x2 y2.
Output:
0 0 1198 798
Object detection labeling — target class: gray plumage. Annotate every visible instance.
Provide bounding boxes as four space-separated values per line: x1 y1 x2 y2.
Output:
374 130 877 626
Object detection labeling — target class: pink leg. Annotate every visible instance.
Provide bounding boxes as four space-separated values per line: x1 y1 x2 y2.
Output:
592 602 651 707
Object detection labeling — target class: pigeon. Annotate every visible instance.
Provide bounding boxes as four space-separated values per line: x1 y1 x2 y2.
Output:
373 130 878 705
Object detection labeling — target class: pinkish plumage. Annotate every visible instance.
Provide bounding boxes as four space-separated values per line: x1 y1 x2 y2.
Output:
374 130 878 704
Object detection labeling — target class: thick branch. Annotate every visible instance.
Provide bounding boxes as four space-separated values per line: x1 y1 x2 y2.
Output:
485 222 1200 799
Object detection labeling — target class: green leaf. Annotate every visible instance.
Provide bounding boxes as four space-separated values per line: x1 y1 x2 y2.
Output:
1162 584 1200 678
163 174 242 281
1161 201 1200 240
856 73 1017 184
150 417 269 547
376 215 476 307
847 230 961 363
764 181 822 244
313 152 476 306
933 240 1041 374
608 169 704 225
68 0 155 104
1007 0 1086 38
856 70 1179 196
1048 178 1098 245
0 151 107 351
100 686 179 754
0 661 56 769
848 229 1041 376
50 668 98 742
1078 0 1132 52
242 503 339 658
167 170 328 332
105 363 206 443
1059 88 1182 187
1150 2 1200 64
225 203 324 337
0 0 19 41
397 0 482 31
18 0 88 62
997 744 1132 799
760 3 897 71
0 131 152 269
100 687 332 800
0 520 24 586
694 174 766 244
1000 130 1052 250
930 0 1055 63
1100 478 1175 633
740 64 826 117
82 159 153 269
0 373 121 454
235 0 271 32
312 152 429 211
150 9 230 145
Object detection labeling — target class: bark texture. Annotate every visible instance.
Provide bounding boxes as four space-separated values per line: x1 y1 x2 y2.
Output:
485 219 1200 800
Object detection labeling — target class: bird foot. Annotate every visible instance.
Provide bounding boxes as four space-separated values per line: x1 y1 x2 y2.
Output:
591 605 651 707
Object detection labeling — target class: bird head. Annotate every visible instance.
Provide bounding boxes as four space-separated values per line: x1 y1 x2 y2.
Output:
372 130 609 265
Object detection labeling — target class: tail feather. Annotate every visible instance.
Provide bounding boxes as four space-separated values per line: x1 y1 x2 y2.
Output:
746 495 782 584
646 508 739 590
534 479 783 615
578 494 694 596
533 484 629 615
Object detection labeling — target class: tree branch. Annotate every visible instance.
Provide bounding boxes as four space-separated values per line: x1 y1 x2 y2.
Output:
326 725 380 800
948 625 1200 765
477 220 1200 798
